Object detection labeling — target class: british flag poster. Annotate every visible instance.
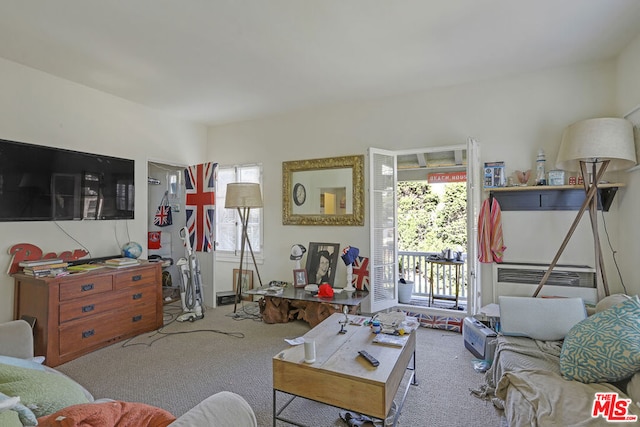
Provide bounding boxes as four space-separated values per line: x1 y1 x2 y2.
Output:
184 162 217 252
352 255 369 290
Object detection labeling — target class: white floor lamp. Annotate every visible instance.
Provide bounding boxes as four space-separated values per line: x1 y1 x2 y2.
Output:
533 118 636 299
225 182 263 313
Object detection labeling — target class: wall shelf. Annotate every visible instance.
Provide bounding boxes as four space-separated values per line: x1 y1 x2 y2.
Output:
486 183 624 212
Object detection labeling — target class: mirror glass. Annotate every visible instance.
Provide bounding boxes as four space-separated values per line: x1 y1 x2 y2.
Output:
283 155 364 226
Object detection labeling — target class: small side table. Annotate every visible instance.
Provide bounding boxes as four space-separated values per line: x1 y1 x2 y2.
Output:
427 259 464 308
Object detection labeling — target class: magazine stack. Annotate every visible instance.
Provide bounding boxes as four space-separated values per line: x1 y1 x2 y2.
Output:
20 259 68 277
104 257 139 268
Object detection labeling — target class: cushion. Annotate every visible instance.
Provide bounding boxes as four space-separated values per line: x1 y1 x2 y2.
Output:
595 293 630 313
499 296 586 341
560 295 640 383
0 410 21 427
627 372 640 404
36 401 176 427
0 363 89 418
41 366 94 403
0 392 37 426
169 391 256 427
0 356 45 372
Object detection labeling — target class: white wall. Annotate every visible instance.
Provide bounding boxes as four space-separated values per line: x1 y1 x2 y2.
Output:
0 58 207 322
2 50 635 323
208 60 629 305
617 32 640 296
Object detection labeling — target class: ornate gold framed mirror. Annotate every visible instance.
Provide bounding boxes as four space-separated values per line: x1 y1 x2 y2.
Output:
282 155 364 226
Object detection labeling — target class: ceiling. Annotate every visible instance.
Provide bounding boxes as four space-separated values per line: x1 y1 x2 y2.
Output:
1 1 640 126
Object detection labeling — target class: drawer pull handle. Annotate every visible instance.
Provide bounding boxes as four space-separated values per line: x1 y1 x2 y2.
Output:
132 315 142 322
132 293 142 300
132 275 142 282
82 329 95 339
81 283 94 292
82 304 94 313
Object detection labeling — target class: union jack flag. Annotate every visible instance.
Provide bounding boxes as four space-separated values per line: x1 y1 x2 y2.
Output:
435 316 463 333
351 255 369 290
153 205 171 227
419 314 462 333
184 162 217 252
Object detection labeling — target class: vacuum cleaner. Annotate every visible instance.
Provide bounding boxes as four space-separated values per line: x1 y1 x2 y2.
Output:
176 226 204 322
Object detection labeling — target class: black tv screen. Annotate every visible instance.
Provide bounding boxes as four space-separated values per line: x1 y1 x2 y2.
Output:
0 139 134 221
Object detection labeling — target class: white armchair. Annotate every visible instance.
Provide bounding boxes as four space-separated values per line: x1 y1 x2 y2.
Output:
0 319 257 427
0 320 34 360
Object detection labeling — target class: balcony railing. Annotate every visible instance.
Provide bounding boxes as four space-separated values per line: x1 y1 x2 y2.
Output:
398 251 467 307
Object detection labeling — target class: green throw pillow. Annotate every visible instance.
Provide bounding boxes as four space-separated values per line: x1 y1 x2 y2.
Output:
0 362 89 418
0 356 45 372
560 295 640 383
0 410 22 427
0 391 37 426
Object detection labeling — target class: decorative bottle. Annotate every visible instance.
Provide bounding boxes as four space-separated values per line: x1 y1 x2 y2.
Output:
536 149 546 185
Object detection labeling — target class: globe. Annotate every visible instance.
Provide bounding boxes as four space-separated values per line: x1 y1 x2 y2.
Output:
122 241 143 259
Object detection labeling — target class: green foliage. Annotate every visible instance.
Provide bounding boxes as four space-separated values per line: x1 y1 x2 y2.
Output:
397 181 467 252
397 182 439 252
436 183 467 247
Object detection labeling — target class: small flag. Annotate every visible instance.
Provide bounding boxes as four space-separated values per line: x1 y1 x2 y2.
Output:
352 256 369 290
153 205 172 227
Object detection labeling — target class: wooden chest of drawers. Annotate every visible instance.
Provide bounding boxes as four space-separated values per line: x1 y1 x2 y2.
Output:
13 261 162 367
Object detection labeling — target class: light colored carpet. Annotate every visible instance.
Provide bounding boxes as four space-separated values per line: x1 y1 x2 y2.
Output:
56 301 503 426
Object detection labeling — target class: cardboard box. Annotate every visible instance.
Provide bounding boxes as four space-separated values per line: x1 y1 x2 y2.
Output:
484 161 505 188
548 170 565 186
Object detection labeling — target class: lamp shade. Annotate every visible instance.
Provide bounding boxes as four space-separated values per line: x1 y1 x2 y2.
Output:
225 182 263 208
556 117 636 172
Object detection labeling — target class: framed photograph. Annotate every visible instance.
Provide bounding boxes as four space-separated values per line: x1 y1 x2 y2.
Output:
305 242 340 287
293 269 308 287
233 269 254 301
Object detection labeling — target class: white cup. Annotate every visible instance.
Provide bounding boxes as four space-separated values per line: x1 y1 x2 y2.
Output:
304 339 316 363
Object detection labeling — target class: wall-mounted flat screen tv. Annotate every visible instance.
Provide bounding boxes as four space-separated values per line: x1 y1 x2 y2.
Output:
0 139 135 221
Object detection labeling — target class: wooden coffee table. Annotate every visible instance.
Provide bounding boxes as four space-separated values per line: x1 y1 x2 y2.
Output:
272 313 417 426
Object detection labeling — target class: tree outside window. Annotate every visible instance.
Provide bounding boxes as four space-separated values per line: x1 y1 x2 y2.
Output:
397 181 466 253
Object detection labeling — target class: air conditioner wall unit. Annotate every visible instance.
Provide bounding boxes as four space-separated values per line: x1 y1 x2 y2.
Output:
493 262 597 305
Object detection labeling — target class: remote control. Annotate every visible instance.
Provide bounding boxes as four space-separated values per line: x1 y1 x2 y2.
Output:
358 350 380 367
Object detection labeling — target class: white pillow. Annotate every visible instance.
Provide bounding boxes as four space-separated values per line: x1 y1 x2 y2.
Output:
627 372 640 404
499 296 586 341
595 294 630 313
169 391 256 427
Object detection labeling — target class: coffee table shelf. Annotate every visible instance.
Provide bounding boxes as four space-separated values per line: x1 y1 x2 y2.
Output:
272 313 417 426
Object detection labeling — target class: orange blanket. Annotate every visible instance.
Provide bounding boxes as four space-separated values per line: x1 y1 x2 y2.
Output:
37 401 176 427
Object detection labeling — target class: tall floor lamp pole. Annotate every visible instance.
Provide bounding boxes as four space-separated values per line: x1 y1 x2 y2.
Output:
533 160 609 297
533 118 636 300
225 183 263 314
237 207 264 288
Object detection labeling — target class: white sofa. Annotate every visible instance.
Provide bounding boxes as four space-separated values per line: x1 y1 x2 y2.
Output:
0 320 257 426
